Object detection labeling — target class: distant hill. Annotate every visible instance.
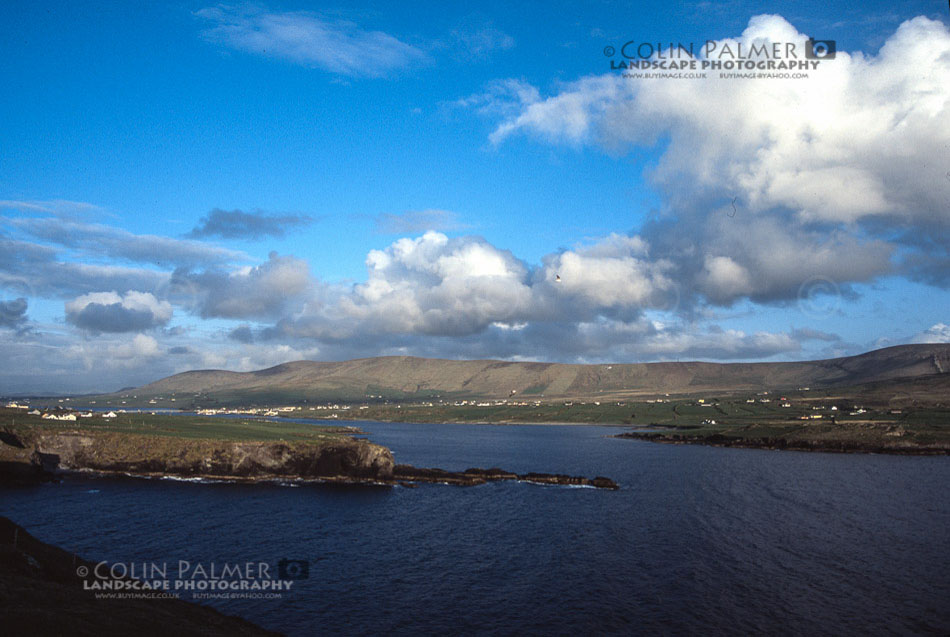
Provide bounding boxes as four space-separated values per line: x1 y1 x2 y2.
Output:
104 344 950 407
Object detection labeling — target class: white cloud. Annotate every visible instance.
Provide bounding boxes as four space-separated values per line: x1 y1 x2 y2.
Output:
690 216 892 303
232 343 311 372
540 234 675 311
0 235 170 299
701 256 754 302
196 5 427 77
456 78 541 117
0 200 102 216
912 323 950 343
272 312 806 366
284 232 690 340
172 252 312 320
0 297 28 331
375 209 467 234
188 208 314 239
343 231 534 336
450 23 514 59
490 15 950 228
473 15 950 304
0 219 854 393
66 334 161 372
9 215 246 267
489 75 623 145
65 291 173 333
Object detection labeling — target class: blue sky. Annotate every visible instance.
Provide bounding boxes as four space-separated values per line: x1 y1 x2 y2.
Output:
1 1 948 393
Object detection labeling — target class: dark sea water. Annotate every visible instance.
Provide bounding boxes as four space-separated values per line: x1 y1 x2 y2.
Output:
2 421 949 635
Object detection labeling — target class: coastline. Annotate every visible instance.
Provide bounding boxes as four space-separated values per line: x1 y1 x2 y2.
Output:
354 418 631 427
616 430 950 455
40 465 620 490
0 423 619 489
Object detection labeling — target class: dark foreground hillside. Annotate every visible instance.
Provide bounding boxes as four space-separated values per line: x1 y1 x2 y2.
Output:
0 517 280 636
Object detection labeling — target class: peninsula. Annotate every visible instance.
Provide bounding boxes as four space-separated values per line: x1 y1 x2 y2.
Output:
0 412 618 489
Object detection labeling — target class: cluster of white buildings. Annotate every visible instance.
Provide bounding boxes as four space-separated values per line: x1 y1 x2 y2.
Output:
452 399 542 407
5 400 125 419
196 406 300 417
41 412 78 421
41 410 118 420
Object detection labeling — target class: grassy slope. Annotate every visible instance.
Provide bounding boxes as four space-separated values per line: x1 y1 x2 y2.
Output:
611 390 950 451
0 409 355 445
0 409 391 483
287 388 950 451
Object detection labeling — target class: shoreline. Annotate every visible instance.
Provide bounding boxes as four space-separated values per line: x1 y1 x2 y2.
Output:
353 418 631 427
0 425 619 489
20 465 620 490
616 430 950 456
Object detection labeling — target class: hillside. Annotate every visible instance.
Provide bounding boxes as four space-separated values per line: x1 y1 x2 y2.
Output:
95 344 950 407
0 516 279 636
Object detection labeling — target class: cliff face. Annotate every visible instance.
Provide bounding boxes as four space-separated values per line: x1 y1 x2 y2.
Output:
2 428 619 488
4 430 394 482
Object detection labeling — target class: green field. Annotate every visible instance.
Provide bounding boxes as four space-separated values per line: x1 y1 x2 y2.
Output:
0 408 355 442
283 393 950 429
6 387 950 454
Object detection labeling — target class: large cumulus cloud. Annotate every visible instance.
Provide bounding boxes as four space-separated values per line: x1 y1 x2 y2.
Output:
0 225 852 393
171 252 312 320
483 15 950 304
277 231 680 341
65 291 173 333
0 297 28 330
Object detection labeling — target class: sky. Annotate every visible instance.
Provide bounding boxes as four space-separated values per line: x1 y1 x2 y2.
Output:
1 0 949 394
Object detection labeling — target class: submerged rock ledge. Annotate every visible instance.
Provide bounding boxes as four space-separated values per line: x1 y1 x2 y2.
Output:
393 465 618 489
0 429 618 490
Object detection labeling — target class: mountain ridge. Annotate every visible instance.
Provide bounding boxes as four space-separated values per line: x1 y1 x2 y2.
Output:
117 344 950 405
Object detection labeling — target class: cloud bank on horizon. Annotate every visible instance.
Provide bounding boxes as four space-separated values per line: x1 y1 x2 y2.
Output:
1 11 949 393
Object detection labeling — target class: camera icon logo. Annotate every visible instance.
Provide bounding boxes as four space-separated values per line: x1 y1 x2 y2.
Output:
277 558 309 580
806 38 836 59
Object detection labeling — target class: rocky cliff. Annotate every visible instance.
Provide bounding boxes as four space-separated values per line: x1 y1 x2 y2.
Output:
1 427 619 489
2 429 395 483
